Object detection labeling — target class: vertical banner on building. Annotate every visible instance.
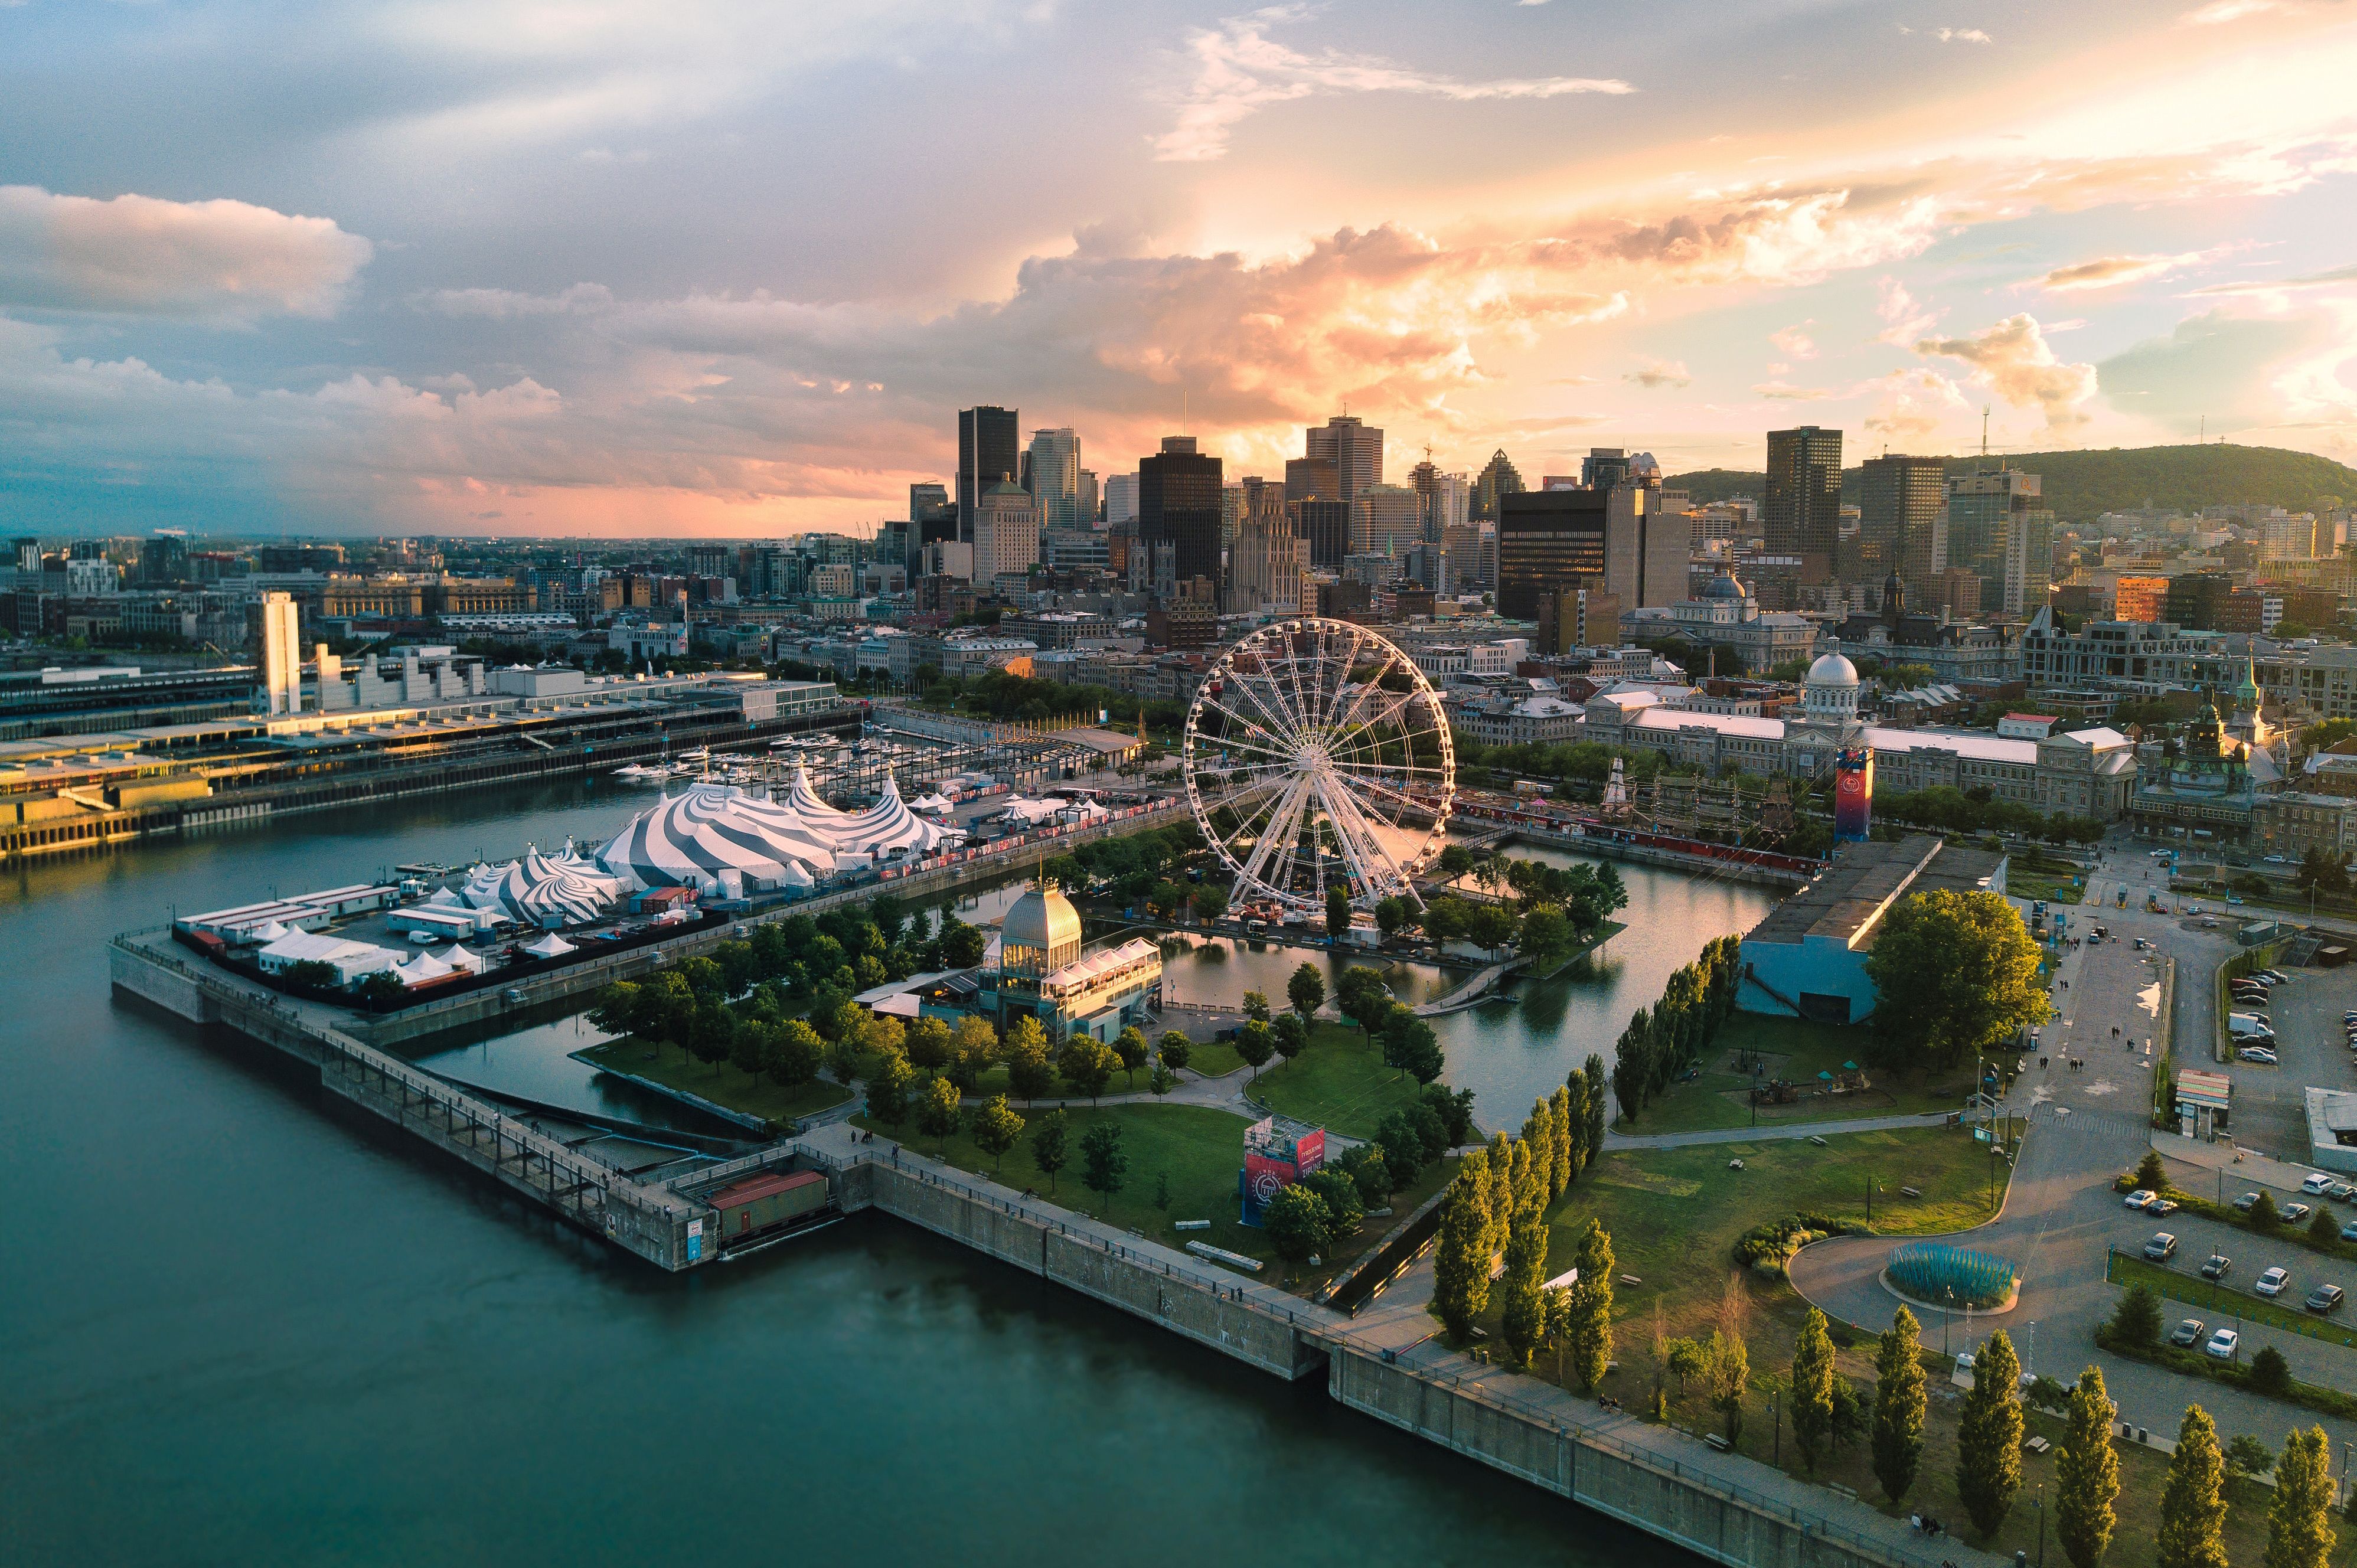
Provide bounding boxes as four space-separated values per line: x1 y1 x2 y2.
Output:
1833 747 1874 842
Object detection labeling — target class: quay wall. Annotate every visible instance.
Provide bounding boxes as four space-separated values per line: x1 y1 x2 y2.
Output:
1483 824 1812 890
1327 1348 1952 1568
850 1157 1326 1381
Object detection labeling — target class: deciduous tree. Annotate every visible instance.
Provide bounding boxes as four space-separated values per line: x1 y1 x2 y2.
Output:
1112 1027 1150 1087
915 1074 962 1151
1863 889 2049 1071
1568 1220 1615 1393
1431 1151 1494 1339
1499 1200 1549 1368
1287 962 1325 1021
1079 1122 1128 1201
1957 1329 2024 1537
1156 1029 1192 1072
1030 1109 1070 1191
2267 1426 2338 1568
1234 1020 1275 1079
1059 1036 1118 1103
1548 1084 1576 1197
2056 1366 2120 1568
2155 1406 2228 1568
1872 1306 1927 1504
1264 1184 1333 1275
969 1093 1025 1171
1790 1308 1836 1473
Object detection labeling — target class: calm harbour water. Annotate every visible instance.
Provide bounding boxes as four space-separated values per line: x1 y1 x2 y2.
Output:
0 778 1696 1566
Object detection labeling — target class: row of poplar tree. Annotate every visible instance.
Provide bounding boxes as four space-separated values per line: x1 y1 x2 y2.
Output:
1431 1057 1614 1373
1610 935 1742 1124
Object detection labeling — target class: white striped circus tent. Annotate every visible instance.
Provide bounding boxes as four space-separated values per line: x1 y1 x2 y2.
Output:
596 782 831 893
481 846 628 926
832 770 961 857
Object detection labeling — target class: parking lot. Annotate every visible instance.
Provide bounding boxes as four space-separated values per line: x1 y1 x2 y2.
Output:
2221 961 2357 1158
2120 1175 2357 1377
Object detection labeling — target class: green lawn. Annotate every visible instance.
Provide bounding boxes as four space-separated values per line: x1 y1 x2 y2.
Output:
2007 865 2085 905
1182 1037 1248 1079
1248 1021 1431 1138
2111 1253 2357 1352
1624 1014 1971 1135
850 1096 1457 1291
575 1040 852 1124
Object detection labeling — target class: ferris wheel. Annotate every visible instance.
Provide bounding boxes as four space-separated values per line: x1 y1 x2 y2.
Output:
1180 618 1455 915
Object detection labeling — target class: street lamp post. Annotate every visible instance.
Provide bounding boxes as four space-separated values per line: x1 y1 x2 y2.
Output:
2037 1483 2048 1568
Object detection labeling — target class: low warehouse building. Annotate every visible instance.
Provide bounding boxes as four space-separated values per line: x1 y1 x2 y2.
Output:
1737 834 2009 1025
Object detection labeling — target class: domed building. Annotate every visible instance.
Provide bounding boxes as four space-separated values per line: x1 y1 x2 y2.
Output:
998 879 1083 982
1621 563 1818 674
975 876 1163 1045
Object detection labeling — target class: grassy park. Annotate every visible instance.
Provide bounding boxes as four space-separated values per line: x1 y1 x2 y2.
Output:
1621 1014 1973 1135
848 1098 1459 1291
576 1039 853 1123
1249 1020 1431 1138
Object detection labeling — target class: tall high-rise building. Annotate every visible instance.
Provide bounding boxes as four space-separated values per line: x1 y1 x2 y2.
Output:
1284 456 1339 503
1764 426 1843 583
1305 415 1382 505
1138 436 1223 599
1351 483 1421 557
972 479 1041 583
260 591 301 716
1498 491 1607 620
1857 454 1947 596
1104 472 1139 526
909 481 949 524
1294 498 1351 569
1499 481 1679 618
1580 447 1632 491
1471 449 1524 522
1076 469 1099 525
1025 427 1082 528
1228 483 1304 613
1945 468 2048 615
956 406 1020 541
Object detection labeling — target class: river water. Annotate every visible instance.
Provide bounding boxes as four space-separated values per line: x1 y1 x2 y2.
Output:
0 777 1699 1566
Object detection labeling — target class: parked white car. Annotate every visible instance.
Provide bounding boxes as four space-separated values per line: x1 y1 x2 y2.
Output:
2301 1172 2334 1195
2205 1328 2240 1360
2257 1267 2292 1298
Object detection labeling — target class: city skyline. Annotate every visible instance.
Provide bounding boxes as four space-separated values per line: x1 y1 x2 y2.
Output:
4 2 2356 537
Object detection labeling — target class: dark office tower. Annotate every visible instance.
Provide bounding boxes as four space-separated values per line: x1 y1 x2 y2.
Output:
1856 454 1946 596
1138 435 1223 596
1305 414 1382 505
1294 498 1351 569
1284 456 1339 502
1471 449 1524 522
956 406 1020 541
1579 447 1631 491
1497 489 1608 619
909 482 948 523
1764 426 1843 582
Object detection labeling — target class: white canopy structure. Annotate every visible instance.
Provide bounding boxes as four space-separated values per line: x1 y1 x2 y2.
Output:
596 770 957 893
393 951 455 986
833 772 961 857
521 932 576 958
435 944 488 974
480 847 628 926
908 792 955 814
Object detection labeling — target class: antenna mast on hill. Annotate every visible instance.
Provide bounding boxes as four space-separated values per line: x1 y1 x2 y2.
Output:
1980 406 1990 460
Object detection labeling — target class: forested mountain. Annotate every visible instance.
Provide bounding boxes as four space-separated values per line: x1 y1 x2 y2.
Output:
1665 445 2357 521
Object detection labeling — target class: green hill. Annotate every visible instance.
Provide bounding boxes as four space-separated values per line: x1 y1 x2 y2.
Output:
1666 445 2357 522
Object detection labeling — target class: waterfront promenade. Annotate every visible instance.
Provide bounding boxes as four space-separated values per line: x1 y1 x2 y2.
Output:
786 1119 1997 1568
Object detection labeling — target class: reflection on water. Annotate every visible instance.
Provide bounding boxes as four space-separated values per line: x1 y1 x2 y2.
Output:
1150 930 1462 1008
1129 841 1779 1130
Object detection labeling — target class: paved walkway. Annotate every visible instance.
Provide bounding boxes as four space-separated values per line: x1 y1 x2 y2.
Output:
1603 1112 1956 1151
809 1117 2000 1568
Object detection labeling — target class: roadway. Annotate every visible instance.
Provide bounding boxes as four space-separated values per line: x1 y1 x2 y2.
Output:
1789 844 2357 1456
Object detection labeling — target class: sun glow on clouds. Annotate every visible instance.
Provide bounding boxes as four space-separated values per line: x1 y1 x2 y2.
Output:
8 3 2357 533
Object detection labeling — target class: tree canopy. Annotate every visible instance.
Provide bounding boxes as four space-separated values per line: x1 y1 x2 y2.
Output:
1863 889 2049 1070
